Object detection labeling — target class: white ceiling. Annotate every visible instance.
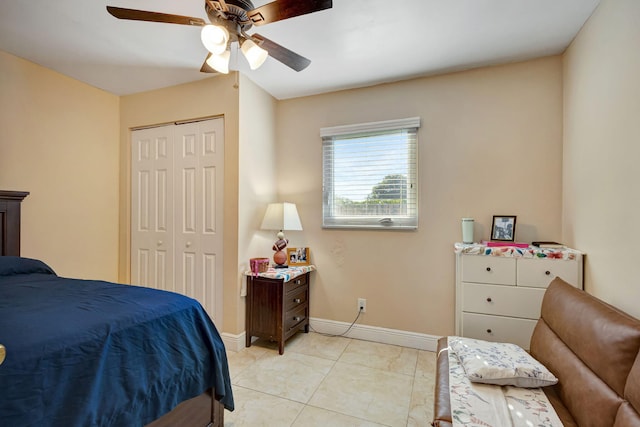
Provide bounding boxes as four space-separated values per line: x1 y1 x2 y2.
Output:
0 0 601 100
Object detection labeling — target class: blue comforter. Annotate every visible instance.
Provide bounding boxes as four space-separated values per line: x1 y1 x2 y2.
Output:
0 257 233 426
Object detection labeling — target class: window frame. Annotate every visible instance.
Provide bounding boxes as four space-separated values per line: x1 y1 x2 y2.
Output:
320 117 420 230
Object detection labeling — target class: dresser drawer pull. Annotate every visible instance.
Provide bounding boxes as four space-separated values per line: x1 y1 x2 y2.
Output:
295 279 301 285
486 297 492 302
293 298 301 304
486 329 492 334
293 316 302 322
486 267 491 272
545 270 551 275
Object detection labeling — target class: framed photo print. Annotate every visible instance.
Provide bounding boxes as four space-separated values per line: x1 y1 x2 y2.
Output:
491 216 517 242
287 247 310 266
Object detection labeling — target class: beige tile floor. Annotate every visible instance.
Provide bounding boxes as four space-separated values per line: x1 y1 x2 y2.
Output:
224 332 436 427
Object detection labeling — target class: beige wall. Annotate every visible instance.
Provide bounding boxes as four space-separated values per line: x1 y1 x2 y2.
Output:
237 74 278 329
10 3 639 338
0 51 120 280
118 74 243 334
276 57 564 335
563 0 640 318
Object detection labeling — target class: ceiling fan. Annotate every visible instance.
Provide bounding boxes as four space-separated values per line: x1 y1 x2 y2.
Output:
107 0 332 74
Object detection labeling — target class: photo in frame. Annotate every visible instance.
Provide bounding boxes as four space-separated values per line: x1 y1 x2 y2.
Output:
491 215 517 241
287 247 310 266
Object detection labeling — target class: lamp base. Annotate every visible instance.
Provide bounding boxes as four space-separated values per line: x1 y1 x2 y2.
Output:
273 249 287 267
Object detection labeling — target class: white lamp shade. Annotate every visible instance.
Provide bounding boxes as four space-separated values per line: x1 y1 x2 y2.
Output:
261 203 303 231
201 25 229 55
241 39 268 70
206 50 230 74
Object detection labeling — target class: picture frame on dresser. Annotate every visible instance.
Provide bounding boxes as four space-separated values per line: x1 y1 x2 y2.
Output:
491 215 517 241
287 247 310 266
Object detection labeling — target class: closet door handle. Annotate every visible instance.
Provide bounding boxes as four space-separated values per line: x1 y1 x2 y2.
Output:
486 267 491 272
186 241 192 248
486 297 492 302
545 270 551 275
486 329 492 334
157 240 163 246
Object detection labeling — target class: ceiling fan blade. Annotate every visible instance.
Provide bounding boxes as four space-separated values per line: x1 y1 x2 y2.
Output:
247 0 332 26
253 34 311 72
106 6 206 26
200 54 217 73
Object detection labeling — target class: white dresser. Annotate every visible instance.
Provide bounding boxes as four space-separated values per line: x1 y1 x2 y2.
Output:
455 244 583 349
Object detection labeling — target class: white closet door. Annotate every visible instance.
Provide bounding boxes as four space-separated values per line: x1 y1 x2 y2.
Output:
173 119 225 324
131 118 224 325
131 126 174 291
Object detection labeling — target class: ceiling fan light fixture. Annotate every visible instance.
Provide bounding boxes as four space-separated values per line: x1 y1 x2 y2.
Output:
206 50 231 74
241 39 269 70
201 25 229 55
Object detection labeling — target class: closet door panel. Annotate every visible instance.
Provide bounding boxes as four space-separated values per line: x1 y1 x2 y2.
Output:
199 119 224 323
131 127 174 290
173 119 224 324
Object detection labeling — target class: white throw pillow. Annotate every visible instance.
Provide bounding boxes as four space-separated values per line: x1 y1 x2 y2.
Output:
448 336 558 388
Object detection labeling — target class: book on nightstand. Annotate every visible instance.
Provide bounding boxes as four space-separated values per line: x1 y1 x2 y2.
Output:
532 241 565 249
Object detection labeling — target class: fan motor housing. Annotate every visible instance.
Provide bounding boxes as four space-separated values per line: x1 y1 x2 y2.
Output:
205 0 255 33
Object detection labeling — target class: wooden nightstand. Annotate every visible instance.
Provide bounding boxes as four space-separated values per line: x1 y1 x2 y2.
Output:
245 267 314 354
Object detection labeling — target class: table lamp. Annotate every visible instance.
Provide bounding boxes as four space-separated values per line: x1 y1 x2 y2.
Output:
260 202 303 268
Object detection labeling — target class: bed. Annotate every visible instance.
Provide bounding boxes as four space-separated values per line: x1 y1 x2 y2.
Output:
0 191 233 426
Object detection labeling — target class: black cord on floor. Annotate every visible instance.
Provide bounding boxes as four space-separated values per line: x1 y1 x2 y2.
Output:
309 308 363 337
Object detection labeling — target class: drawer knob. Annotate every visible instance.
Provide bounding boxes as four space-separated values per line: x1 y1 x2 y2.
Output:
486 329 492 334
293 316 302 321
293 298 301 303
486 267 491 272
545 270 551 275
295 279 301 285
486 297 492 302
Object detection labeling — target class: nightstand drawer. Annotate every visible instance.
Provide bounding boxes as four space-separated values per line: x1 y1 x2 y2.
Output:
462 312 537 350
285 305 307 332
285 274 307 294
461 256 516 286
285 286 308 312
517 258 580 288
462 283 545 319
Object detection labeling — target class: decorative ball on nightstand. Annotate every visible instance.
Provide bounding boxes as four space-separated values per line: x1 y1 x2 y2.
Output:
272 231 289 268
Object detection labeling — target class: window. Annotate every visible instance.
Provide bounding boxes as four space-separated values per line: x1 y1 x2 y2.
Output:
321 117 420 230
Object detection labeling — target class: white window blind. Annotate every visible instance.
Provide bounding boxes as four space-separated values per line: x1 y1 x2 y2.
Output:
321 117 420 230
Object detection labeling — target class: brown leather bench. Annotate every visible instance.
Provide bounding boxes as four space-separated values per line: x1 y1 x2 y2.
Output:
433 278 640 426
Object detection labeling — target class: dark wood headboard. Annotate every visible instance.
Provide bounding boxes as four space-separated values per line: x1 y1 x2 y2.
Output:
0 190 29 256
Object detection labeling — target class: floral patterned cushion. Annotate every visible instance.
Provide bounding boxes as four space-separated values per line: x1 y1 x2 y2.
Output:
449 336 558 388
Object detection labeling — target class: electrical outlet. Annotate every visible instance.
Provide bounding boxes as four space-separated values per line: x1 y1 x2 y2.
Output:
358 298 366 313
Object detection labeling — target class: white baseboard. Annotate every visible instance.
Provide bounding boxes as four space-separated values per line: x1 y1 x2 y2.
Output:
223 319 441 353
309 317 441 352
221 331 246 352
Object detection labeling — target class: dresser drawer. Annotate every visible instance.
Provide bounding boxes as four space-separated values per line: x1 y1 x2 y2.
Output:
462 312 537 350
285 305 307 332
462 283 545 319
285 274 308 294
461 256 516 286
285 286 308 312
517 258 580 288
